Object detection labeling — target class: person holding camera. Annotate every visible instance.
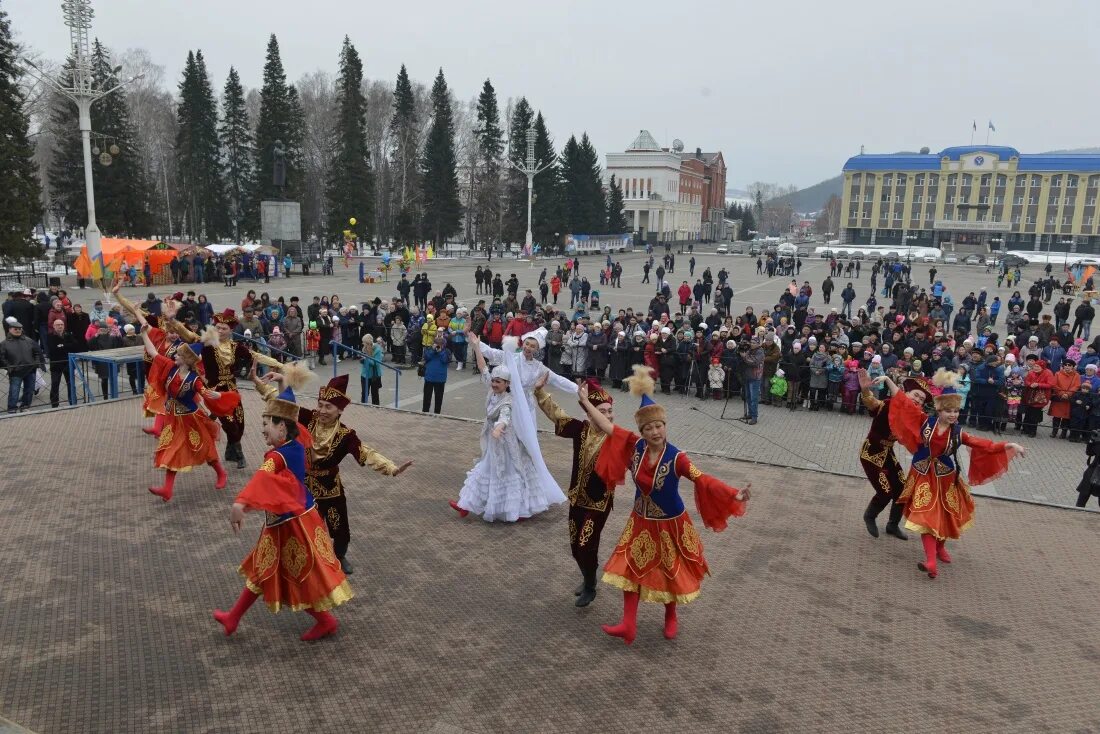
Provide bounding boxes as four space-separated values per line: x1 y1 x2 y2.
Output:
1074 430 1100 508
739 336 764 425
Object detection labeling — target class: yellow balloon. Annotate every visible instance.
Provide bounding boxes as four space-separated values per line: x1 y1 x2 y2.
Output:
349 217 357 226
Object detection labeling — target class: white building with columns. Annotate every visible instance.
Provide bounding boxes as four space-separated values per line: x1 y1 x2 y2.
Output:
605 130 701 244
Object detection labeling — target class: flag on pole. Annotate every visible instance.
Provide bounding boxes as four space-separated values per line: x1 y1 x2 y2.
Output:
972 120 977 132
988 120 996 132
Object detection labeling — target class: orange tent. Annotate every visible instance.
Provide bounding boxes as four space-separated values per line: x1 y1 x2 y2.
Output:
74 238 178 278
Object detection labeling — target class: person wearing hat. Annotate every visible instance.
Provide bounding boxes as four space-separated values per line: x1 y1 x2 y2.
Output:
880 369 1026 579
534 377 616 607
0 318 43 413
255 369 411 574
855 369 934 540
215 381 352 642
1050 358 1081 439
450 338 565 522
139 324 238 501
174 308 253 468
575 365 750 643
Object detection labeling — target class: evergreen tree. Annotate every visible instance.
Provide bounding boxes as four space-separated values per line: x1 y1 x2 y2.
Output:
175 50 228 241
49 41 153 237
253 35 299 207
419 68 462 246
606 174 627 234
219 66 254 243
740 206 756 240
389 64 419 225
560 132 605 235
473 78 503 250
501 97 533 244
0 2 43 260
530 112 563 250
325 37 373 244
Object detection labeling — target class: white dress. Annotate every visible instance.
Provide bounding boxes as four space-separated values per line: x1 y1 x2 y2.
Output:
456 371 559 522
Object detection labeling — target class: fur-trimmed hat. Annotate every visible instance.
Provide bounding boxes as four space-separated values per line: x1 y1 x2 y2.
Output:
625 364 665 430
177 342 204 366
263 386 301 422
932 369 962 411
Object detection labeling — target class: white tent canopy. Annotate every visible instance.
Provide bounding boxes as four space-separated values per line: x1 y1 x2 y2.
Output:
205 243 264 255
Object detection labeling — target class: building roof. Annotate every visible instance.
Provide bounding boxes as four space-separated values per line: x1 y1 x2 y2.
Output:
627 130 662 152
843 145 1100 172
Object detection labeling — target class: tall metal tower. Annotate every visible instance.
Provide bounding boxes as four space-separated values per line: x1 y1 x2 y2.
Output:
509 125 553 262
23 0 140 280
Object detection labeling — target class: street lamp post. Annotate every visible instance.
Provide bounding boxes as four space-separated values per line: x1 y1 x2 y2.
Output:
21 0 141 284
509 125 553 268
903 234 917 263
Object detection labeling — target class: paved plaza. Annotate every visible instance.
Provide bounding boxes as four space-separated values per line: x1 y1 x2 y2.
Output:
17 249 1095 507
1 391 1099 733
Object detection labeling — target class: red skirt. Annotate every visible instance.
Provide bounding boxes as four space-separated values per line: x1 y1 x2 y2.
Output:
602 510 709 604
143 376 167 418
238 505 353 613
154 411 220 472
898 468 975 541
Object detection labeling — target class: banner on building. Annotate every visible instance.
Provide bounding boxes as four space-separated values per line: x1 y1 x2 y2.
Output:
563 233 634 255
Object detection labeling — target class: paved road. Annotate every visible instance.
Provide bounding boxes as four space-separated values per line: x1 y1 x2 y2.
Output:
1 393 1097 733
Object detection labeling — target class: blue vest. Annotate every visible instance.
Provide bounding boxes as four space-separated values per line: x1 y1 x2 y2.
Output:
165 366 201 414
266 440 316 526
629 438 685 519
910 416 961 477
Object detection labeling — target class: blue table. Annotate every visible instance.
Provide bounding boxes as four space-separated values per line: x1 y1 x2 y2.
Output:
68 346 147 405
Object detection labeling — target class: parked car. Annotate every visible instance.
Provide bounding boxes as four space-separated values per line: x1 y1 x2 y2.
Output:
819 249 834 259
716 244 729 255
922 254 939 263
964 255 982 265
944 254 959 264
850 251 865 260
728 242 745 254
796 246 810 257
749 244 761 256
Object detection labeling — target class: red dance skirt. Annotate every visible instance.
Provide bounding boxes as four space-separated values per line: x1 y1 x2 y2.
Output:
602 510 709 604
143 374 166 418
238 505 354 613
154 411 220 472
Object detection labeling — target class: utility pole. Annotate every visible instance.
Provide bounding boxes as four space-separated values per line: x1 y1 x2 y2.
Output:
21 0 141 284
509 125 553 267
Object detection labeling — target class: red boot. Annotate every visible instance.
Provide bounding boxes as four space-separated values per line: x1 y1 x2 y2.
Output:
448 500 469 518
211 460 228 490
936 539 952 564
602 590 639 645
663 602 678 640
148 470 177 502
143 413 166 437
213 588 259 636
301 610 339 641
917 533 938 579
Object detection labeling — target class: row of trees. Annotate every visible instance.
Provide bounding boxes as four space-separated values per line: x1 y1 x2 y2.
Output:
725 202 756 241
9 18 628 254
0 1 43 260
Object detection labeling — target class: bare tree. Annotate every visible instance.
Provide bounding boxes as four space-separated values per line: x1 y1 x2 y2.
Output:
119 48 177 239
294 70 336 244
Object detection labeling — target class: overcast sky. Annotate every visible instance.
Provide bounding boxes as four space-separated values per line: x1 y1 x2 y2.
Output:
8 0 1100 189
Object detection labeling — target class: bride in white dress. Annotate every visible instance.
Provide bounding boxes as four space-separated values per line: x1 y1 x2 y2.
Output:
449 333 565 522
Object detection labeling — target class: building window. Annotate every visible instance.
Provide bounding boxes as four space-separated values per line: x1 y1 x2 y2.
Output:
997 175 1007 187
1015 195 1025 205
962 174 972 187
1013 214 1021 224
1053 175 1063 187
894 211 902 221
915 195 923 203
1026 215 1035 224
1048 216 1057 226
1089 198 1097 207
1090 176 1100 189
881 193 890 202
1029 196 1038 205
1064 215 1073 225
979 196 989 204
947 174 957 187
928 175 938 186
993 196 1003 204
882 175 892 186
947 195 956 204
864 194 872 202
1086 216 1094 225
1069 176 1079 188
1067 197 1076 207
915 175 924 186
980 174 991 186
1050 197 1059 206
1032 175 1042 187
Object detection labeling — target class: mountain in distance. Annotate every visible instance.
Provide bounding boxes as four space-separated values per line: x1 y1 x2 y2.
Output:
770 146 1100 214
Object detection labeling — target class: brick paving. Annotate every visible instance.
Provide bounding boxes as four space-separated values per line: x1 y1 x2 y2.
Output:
1 391 1098 733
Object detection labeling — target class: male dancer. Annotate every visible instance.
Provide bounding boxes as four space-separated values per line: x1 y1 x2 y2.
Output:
857 369 931 539
534 377 613 607
255 369 411 574
174 309 252 468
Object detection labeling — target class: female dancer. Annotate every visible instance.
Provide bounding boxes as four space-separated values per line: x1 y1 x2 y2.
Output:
449 335 563 521
140 325 237 501
114 283 183 437
882 369 1026 579
214 383 352 641
577 365 751 644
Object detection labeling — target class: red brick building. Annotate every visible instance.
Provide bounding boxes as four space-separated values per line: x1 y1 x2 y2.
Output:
680 148 728 240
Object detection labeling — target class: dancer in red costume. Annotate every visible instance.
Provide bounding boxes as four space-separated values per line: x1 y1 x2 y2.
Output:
114 283 185 437
139 325 238 501
576 365 750 644
214 383 353 641
880 369 1027 579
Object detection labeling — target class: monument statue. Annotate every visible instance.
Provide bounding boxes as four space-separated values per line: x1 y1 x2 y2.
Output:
272 139 287 193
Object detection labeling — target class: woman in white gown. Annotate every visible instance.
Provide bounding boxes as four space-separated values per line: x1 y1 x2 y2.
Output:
449 335 564 522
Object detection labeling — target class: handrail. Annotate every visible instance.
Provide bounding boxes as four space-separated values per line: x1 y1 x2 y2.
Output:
331 340 401 409
233 332 302 363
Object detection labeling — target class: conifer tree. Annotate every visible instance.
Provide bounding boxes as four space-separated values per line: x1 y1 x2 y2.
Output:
606 174 627 234
253 35 299 206
175 50 228 241
325 37 373 244
389 64 418 221
0 3 43 260
219 66 254 243
559 132 605 235
501 97 533 244
419 68 462 246
473 78 503 249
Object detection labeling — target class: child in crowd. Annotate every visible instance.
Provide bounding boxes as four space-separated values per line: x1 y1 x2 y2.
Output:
768 368 787 406
268 325 287 361
1070 383 1093 442
955 364 972 426
841 359 861 414
389 317 407 364
825 353 844 410
305 321 320 369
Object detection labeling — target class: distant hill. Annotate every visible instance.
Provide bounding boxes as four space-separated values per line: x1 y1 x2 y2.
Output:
770 146 1100 215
